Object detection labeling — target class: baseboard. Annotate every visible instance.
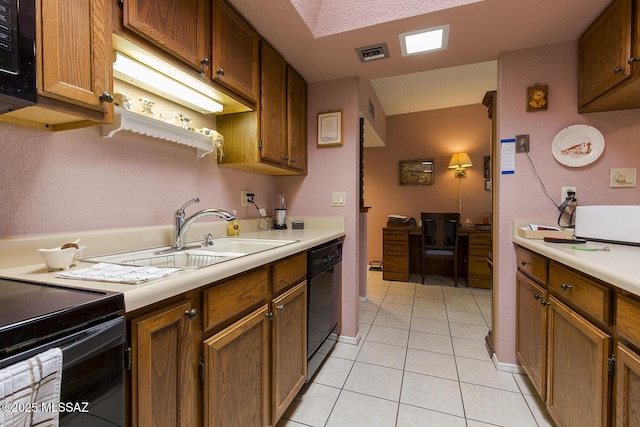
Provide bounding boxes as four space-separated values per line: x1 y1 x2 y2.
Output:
337 332 361 346
491 353 524 374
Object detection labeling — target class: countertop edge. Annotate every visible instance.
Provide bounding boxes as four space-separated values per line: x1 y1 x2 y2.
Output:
0 224 345 313
512 221 640 297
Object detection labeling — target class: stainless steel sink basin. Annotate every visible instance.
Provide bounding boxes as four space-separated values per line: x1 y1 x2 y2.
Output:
83 238 297 269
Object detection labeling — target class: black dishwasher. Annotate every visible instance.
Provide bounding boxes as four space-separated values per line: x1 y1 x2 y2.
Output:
306 239 342 381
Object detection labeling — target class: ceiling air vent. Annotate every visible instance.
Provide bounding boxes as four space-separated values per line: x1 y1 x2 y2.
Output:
355 43 390 63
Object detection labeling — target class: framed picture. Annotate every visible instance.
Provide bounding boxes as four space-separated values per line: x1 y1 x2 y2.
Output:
484 156 491 179
317 111 343 146
399 159 434 185
526 84 548 112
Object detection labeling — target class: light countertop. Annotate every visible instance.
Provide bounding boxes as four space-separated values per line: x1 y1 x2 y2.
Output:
0 218 345 312
513 221 640 296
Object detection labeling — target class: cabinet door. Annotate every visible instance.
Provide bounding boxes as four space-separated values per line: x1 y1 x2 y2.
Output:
130 299 197 427
39 0 112 114
123 0 209 73
578 0 633 107
203 305 270 427
260 42 288 167
287 66 308 174
616 343 640 427
547 296 611 427
213 0 260 104
272 281 307 424
515 272 547 400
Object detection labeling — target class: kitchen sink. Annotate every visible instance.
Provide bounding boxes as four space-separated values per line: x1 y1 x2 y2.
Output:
82 238 298 269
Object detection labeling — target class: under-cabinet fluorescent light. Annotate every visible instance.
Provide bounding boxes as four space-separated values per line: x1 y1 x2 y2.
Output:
400 24 450 56
113 52 223 114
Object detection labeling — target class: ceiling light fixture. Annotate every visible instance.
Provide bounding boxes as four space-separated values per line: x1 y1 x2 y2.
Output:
113 52 223 114
400 24 450 56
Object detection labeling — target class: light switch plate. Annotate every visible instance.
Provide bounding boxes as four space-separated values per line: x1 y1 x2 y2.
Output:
331 192 346 207
610 168 636 187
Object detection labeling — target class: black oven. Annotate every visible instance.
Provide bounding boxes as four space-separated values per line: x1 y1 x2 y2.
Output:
0 0 37 113
306 239 342 381
0 279 126 426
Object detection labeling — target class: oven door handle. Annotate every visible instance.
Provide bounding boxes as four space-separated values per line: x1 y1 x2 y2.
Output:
61 316 125 369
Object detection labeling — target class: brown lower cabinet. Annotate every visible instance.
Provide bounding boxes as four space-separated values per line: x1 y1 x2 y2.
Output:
129 297 199 427
127 252 308 426
515 246 617 427
546 296 611 427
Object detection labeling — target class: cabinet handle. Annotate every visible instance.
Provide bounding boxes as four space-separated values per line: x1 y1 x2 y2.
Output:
283 156 289 161
534 294 542 300
216 68 225 76
276 305 284 312
201 57 209 66
290 158 296 164
560 283 573 291
614 66 625 74
99 92 114 103
520 260 529 266
628 57 640 64
184 308 198 320
265 312 274 320
540 300 551 306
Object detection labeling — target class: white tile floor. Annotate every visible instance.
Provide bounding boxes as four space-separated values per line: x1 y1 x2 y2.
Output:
278 271 557 427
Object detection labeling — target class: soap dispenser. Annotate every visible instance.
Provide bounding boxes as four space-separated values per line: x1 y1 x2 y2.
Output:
227 210 240 236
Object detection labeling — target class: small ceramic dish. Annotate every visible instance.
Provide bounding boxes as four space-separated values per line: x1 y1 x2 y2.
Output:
38 247 76 271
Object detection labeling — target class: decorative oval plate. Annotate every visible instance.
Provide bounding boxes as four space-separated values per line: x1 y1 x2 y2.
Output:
551 124 604 167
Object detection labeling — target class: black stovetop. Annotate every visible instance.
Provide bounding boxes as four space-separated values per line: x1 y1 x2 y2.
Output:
0 278 124 355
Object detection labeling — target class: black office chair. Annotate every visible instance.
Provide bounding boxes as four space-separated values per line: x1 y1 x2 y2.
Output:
420 212 460 286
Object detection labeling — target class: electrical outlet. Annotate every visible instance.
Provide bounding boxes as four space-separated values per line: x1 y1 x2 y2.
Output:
561 186 577 202
241 191 249 207
515 134 530 153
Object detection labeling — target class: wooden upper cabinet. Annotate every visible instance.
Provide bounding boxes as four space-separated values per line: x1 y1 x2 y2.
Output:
260 41 288 167
578 0 640 112
212 0 260 105
287 66 308 174
123 0 210 73
39 0 113 114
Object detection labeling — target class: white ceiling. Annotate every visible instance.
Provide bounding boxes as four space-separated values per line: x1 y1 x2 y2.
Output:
228 0 611 116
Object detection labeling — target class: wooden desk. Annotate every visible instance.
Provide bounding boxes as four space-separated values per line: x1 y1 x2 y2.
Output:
382 226 491 288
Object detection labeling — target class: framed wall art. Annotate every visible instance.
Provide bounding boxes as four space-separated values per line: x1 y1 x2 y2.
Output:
399 159 434 185
317 111 343 146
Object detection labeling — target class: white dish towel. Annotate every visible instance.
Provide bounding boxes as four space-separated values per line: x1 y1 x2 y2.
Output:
0 348 63 427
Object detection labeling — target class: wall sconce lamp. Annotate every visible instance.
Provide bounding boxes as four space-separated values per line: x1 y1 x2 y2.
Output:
113 51 224 114
448 152 473 178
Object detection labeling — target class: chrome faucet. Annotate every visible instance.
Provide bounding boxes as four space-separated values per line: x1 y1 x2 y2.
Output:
172 197 236 250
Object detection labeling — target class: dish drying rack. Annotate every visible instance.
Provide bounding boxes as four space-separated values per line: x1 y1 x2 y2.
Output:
121 253 226 269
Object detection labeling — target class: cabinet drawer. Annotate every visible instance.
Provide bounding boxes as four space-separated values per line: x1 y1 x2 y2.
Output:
617 293 640 348
202 266 269 333
468 255 491 279
469 242 491 257
383 251 408 271
515 246 548 284
469 232 491 245
273 252 306 295
548 262 611 325
383 229 408 241
383 239 408 251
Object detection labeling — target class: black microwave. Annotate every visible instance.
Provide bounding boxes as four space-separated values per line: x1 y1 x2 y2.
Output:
0 0 36 114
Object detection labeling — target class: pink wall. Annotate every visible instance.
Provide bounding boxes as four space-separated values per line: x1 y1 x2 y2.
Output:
277 77 361 340
495 41 640 364
364 104 493 262
0 121 276 237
